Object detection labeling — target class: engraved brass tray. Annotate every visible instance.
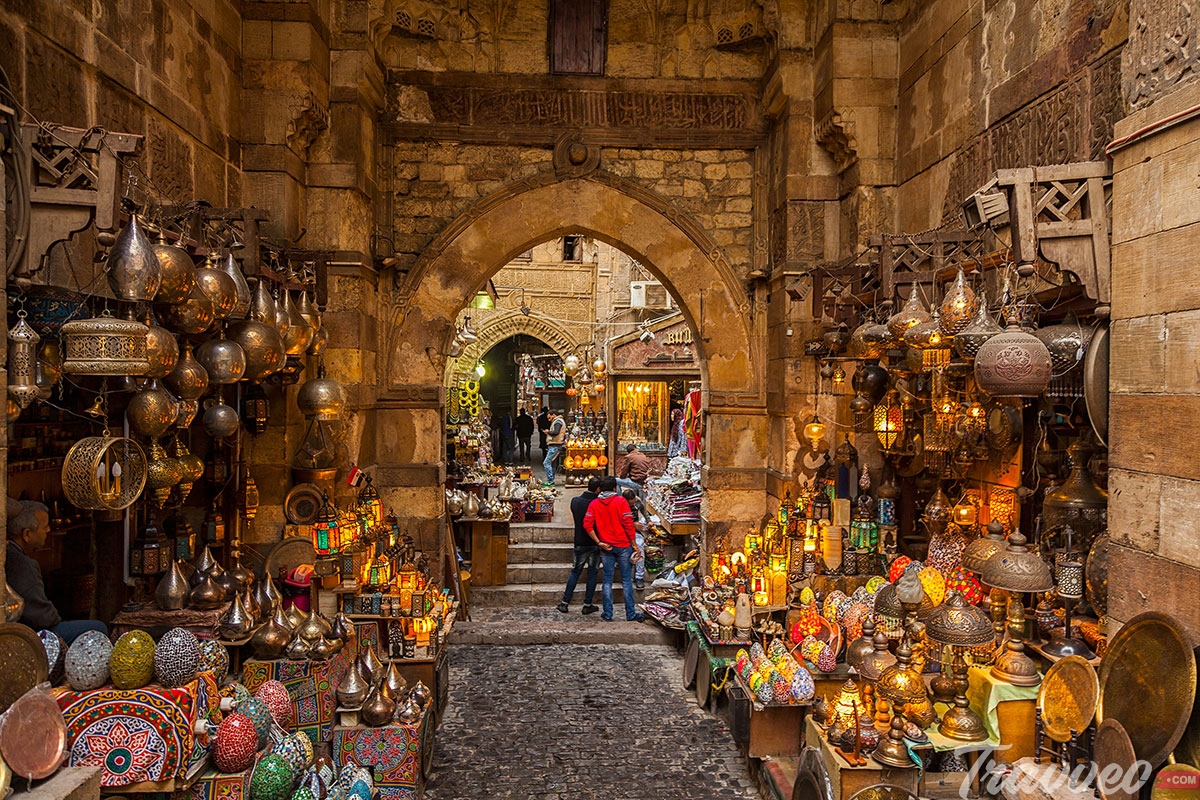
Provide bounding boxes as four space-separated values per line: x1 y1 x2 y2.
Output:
0 623 48 713
1097 612 1197 768
1093 718 1137 800
1174 642 1200 769
1038 655 1098 743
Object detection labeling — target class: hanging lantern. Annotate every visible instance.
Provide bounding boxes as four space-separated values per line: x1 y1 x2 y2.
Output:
61 314 151 376
905 309 953 370
242 383 270 434
886 282 931 341
357 475 384 530
397 559 418 591
954 288 1004 359
61 434 148 511
297 365 346 420
873 392 904 450
974 325 1053 397
563 354 580 377
803 415 827 450
312 493 340 555
106 213 161 302
203 501 226 545
938 268 979 335
7 313 41 411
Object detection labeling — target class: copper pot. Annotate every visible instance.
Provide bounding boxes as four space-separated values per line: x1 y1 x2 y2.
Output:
195 335 246 384
158 283 216 335
152 235 196 305
106 213 161 302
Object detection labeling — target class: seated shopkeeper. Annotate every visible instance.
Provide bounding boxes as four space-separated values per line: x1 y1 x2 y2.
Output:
7 499 107 643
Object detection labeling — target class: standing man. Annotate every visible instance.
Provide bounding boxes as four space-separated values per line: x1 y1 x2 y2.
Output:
536 406 550 457
498 411 515 465
542 409 566 486
515 407 535 464
6 500 108 643
556 476 601 615
616 443 652 497
622 488 649 590
583 476 645 622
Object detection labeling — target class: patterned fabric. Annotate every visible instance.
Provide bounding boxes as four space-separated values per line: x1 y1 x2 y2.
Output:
188 765 253 800
331 723 422 800
242 640 356 744
54 681 200 788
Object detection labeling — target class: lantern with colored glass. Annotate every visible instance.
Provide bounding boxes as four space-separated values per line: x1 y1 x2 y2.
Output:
412 615 435 647
397 558 419 591
751 551 770 606
385 508 400 547
312 492 340 555
356 475 384 529
827 678 864 743
873 392 904 451
744 527 763 554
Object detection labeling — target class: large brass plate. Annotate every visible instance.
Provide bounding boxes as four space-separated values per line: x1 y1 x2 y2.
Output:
0 623 48 713
1098 612 1197 768
263 536 317 581
1174 644 1200 769
0 687 66 780
683 636 699 690
1084 322 1109 446
1094 718 1138 800
1038 655 1099 743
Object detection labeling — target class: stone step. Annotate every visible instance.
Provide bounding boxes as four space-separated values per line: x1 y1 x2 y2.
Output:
508 523 574 544
505 541 576 565
450 614 674 646
506 562 581 584
470 582 641 608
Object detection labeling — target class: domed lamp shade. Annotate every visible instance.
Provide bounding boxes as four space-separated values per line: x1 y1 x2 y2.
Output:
962 520 1008 574
925 592 994 741
981 530 1054 687
938 268 980 336
887 283 931 341
974 326 1053 397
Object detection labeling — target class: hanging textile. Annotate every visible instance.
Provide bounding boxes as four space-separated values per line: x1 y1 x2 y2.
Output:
684 389 703 459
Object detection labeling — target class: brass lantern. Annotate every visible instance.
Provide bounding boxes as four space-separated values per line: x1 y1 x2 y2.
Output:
297 366 346 420
886 282 931 341
61 314 151 376
938 268 979 336
357 475 384 530
873 392 904 451
981 530 1054 687
7 312 41 411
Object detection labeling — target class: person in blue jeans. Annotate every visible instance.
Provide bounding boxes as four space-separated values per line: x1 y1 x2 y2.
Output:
583 476 645 622
622 489 648 590
6 499 108 644
542 409 566 485
556 477 601 615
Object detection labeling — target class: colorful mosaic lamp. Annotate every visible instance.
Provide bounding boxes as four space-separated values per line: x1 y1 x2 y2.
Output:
312 492 340 555
357 474 384 529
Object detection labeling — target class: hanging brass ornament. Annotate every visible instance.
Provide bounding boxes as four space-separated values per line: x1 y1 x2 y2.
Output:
974 325 1053 397
61 314 151 376
165 343 209 399
938 268 980 335
151 232 196 305
281 290 311 356
62 432 147 510
144 314 179 379
146 441 185 507
954 288 1004 358
216 252 251 319
297 366 346 420
194 257 238 320
159 283 216 334
196 331 247 385
296 290 319 332
272 286 291 338
7 313 41 411
886 283 931 341
106 213 161 302
126 380 179 440
172 438 204 502
202 394 241 440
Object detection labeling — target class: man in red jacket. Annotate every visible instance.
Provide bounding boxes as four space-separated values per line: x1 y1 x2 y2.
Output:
583 476 645 622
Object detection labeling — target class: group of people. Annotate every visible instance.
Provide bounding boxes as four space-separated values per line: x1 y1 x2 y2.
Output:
491 407 538 465
557 475 651 622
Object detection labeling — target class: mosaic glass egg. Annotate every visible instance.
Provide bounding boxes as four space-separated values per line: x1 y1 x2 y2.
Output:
851 585 872 604
865 576 888 595
947 566 984 605
816 642 837 673
822 590 847 621
214 712 260 773
273 732 312 773
291 789 315 800
767 638 789 665
734 649 751 676
834 595 856 626
841 602 872 644
790 667 815 702
770 672 791 703
298 769 326 800
755 678 774 704
64 630 112 691
240 696 273 748
256 679 294 727
335 766 369 796
198 638 231 682
799 587 816 606
918 565 947 606
314 756 336 787
749 641 766 662
888 556 913 583
791 603 822 642
39 630 65 685
800 635 823 664
347 774 372 800
110 630 156 689
251 754 295 800
154 627 201 687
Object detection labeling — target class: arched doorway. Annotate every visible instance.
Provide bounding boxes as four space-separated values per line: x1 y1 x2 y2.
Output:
379 174 767 551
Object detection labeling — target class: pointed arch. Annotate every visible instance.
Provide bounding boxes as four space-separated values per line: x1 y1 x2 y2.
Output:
447 312 579 386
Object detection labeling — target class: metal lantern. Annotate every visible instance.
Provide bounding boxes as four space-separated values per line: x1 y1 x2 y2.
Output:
938 268 979 336
873 393 904 450
151 233 196 305
61 434 148 510
974 325 1053 398
195 333 247 385
106 213 161 302
165 343 209 400
1042 439 1108 555
216 252 251 319
886 283 931 341
144 315 179 379
61 314 151 376
194 257 239 320
312 493 340 555
159 282 216 335
297 365 346 420
7 313 41 411
954 288 1004 359
357 475 383 530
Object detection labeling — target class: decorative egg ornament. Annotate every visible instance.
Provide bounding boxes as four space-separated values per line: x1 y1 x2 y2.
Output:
251 753 296 800
154 627 201 687
198 638 230 682
39 630 66 685
240 696 274 748
888 556 913 583
273 732 313 773
214 713 260 773
918 565 947 606
255 679 294 727
110 630 156 689
65 630 113 691
947 566 984 605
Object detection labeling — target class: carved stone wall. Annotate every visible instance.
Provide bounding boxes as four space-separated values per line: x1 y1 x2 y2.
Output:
1124 0 1200 109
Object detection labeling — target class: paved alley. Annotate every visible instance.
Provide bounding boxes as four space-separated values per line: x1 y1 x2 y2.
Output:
423 643 760 800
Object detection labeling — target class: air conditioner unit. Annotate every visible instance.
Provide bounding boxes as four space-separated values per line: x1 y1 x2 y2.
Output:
630 281 668 308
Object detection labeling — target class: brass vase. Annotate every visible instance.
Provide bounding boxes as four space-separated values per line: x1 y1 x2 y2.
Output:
106 213 161 302
361 686 395 727
395 697 421 724
155 559 190 611
250 611 290 659
409 681 432 709
335 660 368 708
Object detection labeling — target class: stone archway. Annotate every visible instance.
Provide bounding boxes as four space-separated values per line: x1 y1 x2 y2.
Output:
447 312 579 387
378 173 768 544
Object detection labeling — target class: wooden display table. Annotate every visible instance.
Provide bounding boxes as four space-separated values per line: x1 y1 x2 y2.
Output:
460 518 509 586
646 500 699 537
804 716 921 799
729 672 810 758
332 710 432 800
111 605 227 638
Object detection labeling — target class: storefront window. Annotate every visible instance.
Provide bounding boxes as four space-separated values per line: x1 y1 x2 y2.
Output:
617 381 668 452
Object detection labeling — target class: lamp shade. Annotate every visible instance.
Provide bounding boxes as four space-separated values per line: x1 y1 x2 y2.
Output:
469 290 494 309
980 530 1055 592
875 640 927 705
962 520 1007 574
924 592 995 647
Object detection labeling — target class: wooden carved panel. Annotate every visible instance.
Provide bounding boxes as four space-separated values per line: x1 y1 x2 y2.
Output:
1125 0 1200 109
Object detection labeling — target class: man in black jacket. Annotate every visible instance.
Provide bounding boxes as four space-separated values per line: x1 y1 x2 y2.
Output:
6 499 107 643
556 477 601 614
515 407 535 463
536 406 550 457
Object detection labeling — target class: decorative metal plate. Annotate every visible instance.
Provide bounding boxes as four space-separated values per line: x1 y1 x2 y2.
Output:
793 747 832 800
0 624 48 713
262 537 317 582
848 785 919 800
0 687 66 780
697 649 713 709
284 483 323 525
1083 322 1109 446
1038 655 1099 743
1098 612 1197 768
1174 643 1200 770
1093 718 1138 800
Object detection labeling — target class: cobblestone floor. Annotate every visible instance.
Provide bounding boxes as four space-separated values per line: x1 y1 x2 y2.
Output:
424 643 759 800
